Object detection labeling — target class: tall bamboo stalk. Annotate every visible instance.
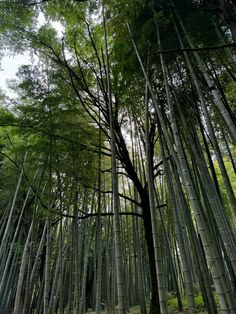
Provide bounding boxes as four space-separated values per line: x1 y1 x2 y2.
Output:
103 4 126 313
172 5 236 145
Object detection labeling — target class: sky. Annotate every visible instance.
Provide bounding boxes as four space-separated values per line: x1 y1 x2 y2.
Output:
0 13 64 97
0 53 31 96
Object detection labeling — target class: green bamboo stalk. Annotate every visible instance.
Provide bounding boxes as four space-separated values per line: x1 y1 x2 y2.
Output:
172 6 236 145
103 4 126 313
0 151 28 258
13 220 33 314
144 78 168 314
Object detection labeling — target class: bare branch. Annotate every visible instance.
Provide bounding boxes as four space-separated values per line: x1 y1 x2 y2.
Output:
58 211 144 220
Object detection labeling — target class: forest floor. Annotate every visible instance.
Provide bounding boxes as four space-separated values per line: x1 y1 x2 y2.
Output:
86 305 208 313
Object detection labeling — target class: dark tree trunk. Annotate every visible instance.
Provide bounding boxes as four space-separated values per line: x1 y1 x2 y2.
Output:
141 190 161 314
114 120 161 313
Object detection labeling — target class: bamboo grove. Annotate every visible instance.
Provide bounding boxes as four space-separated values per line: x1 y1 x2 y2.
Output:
0 0 235 313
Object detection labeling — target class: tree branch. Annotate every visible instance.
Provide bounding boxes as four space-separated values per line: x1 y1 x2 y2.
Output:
151 42 236 55
58 211 143 220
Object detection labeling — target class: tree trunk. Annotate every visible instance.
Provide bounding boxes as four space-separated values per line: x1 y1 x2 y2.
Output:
142 197 161 314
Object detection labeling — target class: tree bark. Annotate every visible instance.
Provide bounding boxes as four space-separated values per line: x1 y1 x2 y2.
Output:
141 193 161 314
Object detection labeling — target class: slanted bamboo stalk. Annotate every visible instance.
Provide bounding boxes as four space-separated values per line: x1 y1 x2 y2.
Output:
0 151 27 258
13 220 34 314
172 14 236 215
172 6 236 144
154 14 195 311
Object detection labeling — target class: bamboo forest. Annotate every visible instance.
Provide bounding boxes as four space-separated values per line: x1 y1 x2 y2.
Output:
0 0 236 313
